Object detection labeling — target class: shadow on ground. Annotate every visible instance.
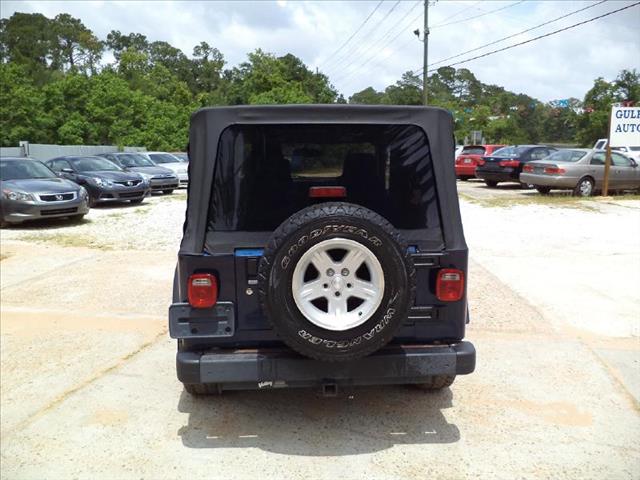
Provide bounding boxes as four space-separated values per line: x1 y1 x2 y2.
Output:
177 385 459 455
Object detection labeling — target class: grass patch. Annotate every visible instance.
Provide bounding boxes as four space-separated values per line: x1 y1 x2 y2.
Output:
19 233 113 250
154 192 187 202
459 192 640 211
106 212 126 221
459 192 595 211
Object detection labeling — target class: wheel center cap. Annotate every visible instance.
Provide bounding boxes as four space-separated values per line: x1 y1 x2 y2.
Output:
331 276 344 290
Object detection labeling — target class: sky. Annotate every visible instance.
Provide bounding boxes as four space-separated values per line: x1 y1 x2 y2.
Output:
1 0 639 102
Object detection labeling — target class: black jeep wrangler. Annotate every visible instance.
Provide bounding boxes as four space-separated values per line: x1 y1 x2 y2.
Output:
170 105 475 395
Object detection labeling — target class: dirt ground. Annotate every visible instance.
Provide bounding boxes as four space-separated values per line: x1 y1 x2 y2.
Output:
1 186 639 480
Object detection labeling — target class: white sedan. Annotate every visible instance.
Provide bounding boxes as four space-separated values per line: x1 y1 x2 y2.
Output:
138 152 188 186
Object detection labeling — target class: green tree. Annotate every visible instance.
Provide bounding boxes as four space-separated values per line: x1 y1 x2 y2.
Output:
0 63 46 145
50 14 103 74
0 13 54 84
382 72 422 105
348 87 383 104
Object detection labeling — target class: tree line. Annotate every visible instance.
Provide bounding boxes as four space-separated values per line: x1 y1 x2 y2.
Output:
1 12 638 150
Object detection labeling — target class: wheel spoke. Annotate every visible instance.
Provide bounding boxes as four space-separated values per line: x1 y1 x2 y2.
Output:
341 248 366 272
328 296 348 316
351 279 377 300
299 280 325 300
309 249 334 272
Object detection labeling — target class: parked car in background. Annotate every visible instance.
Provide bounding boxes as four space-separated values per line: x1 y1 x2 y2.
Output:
137 152 188 186
98 152 179 194
593 138 607 150
475 145 557 188
612 146 640 162
520 148 640 197
171 152 189 163
0 157 90 227
455 144 505 180
45 156 149 206
592 138 640 162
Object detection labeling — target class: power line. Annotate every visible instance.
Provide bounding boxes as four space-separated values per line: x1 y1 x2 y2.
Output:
325 0 405 74
432 0 482 26
335 0 527 87
415 1 639 75
428 0 607 70
319 0 384 70
329 1 421 80
430 0 526 29
323 0 402 72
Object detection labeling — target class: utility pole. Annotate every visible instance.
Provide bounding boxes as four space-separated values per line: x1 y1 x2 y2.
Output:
423 0 429 105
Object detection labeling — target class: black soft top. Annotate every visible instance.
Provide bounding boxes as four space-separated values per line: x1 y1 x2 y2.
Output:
182 105 465 254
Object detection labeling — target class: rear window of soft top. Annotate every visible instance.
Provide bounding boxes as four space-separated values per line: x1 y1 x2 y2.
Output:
207 123 442 233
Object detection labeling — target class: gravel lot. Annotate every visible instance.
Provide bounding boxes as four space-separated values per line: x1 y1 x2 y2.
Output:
1 186 639 479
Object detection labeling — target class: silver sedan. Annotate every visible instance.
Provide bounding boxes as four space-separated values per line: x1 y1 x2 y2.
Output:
520 148 640 196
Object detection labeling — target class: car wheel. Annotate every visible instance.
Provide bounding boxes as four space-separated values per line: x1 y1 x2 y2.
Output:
0 219 10 228
536 186 551 195
484 180 498 188
163 189 174 195
258 202 415 362
70 214 86 223
573 177 594 197
520 182 534 189
130 198 144 204
414 375 456 391
458 176 469 181
184 383 222 395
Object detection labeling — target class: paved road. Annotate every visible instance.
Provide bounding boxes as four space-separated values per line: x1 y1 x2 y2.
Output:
1 193 639 479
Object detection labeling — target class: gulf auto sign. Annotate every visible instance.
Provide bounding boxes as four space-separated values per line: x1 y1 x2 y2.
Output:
610 106 640 147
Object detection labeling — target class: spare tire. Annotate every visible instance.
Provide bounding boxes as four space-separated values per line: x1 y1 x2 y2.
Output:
258 202 415 362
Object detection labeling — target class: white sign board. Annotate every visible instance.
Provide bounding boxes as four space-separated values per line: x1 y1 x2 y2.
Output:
610 106 640 147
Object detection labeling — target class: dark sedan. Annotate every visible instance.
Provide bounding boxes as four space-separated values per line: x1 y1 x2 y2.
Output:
0 157 90 227
45 156 150 206
98 152 179 194
475 145 558 188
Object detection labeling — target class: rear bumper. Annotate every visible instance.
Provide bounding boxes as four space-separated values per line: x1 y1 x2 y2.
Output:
475 168 518 182
519 173 579 188
177 341 476 390
455 164 477 176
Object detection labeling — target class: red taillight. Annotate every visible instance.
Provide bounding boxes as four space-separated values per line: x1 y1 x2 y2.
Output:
436 269 464 302
523 165 534 173
499 160 520 167
477 159 486 166
544 166 565 175
188 273 218 308
309 186 347 198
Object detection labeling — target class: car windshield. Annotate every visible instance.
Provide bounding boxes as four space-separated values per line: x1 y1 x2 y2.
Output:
461 146 485 155
118 153 155 167
0 160 57 180
492 146 528 158
71 157 122 172
545 150 588 163
149 153 178 164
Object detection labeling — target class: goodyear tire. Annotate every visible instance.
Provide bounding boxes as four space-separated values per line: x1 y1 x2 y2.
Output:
258 202 415 362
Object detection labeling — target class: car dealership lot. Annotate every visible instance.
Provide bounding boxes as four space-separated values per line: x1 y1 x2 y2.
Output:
1 189 639 479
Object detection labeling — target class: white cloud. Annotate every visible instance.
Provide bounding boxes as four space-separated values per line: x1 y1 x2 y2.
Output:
2 0 639 101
